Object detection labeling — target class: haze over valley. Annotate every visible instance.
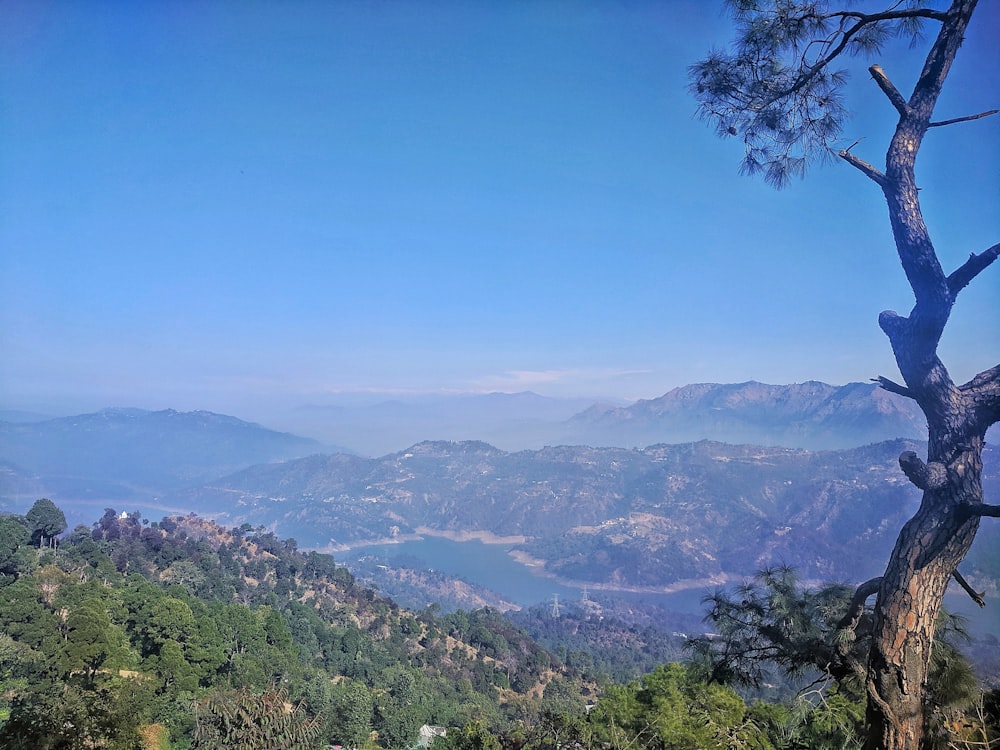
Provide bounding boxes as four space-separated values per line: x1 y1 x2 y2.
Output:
3 380 997 624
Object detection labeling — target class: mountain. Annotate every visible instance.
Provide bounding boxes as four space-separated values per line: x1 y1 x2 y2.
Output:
285 391 601 456
0 408 327 505
173 437 999 597
275 382 929 454
566 381 926 449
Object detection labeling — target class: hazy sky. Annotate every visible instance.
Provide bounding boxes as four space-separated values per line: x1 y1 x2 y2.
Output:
2 0 998 420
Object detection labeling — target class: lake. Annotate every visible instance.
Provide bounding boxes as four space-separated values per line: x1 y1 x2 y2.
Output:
338 536 1000 639
339 536 713 613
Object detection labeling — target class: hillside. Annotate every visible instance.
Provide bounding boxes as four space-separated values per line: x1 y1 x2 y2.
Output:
173 438 1000 595
0 382 937 514
0 508 591 748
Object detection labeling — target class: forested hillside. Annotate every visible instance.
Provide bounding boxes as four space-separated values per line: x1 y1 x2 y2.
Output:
0 504 591 748
2 502 997 749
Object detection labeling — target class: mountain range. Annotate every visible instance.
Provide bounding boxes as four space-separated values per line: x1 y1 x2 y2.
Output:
2 380 995 615
172 438 999 597
1 383 926 506
567 380 927 450
250 380 926 456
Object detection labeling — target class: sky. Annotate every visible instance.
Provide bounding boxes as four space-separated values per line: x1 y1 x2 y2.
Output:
1 0 998 425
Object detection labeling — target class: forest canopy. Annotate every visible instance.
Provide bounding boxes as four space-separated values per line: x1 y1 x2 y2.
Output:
0 504 997 749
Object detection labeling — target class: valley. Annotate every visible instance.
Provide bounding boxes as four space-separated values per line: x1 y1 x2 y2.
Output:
2 381 999 749
171 438 965 591
2 382 997 626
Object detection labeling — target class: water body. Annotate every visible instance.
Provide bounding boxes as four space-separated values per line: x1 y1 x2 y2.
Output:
339 538 1000 644
340 537 712 614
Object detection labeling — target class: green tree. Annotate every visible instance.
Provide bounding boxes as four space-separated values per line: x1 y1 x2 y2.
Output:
212 602 268 675
59 599 132 686
747 690 866 750
0 515 30 580
588 662 771 750
691 567 986 748
690 2 999 747
154 638 199 694
0 631 43 727
690 566 866 690
540 675 588 718
520 710 591 750
435 720 501 750
132 593 197 661
0 679 147 750
25 498 67 549
331 679 374 749
0 578 62 655
374 666 422 749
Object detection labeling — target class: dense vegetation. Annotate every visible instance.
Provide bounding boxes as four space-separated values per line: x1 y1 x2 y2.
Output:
1 501 996 749
0 502 587 748
510 600 696 685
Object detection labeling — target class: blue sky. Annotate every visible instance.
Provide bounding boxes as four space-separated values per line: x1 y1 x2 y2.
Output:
1 0 997 421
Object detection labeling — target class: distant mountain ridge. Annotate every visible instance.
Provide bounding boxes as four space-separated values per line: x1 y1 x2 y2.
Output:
265 381 930 455
568 381 926 449
2 390 997 616
0 408 327 504
0 381 936 518
287 390 601 456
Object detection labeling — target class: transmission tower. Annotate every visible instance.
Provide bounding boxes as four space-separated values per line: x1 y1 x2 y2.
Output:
550 594 561 618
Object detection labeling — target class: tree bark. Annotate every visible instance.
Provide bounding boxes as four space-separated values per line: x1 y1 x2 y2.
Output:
865 438 983 749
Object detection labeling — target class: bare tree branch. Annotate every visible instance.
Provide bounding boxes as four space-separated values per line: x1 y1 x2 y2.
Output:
951 569 985 607
836 577 881 633
960 363 1000 431
961 363 1000 391
878 307 906 339
839 149 888 185
872 375 914 399
899 451 948 491
825 8 948 24
929 108 999 127
870 64 909 117
947 242 1000 296
957 504 1000 519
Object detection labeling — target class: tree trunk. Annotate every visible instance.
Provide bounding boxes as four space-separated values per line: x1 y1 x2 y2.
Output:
865 436 983 749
